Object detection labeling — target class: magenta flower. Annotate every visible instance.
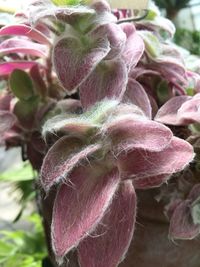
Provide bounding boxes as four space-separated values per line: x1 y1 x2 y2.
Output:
41 100 194 266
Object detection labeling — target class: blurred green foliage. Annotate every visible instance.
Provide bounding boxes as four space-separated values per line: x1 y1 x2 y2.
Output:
0 214 47 267
174 28 200 56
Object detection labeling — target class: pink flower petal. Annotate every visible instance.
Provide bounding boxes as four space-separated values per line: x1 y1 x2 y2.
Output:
118 136 194 180
104 118 173 153
53 35 110 93
0 38 47 57
0 24 51 45
155 96 191 125
78 180 136 267
123 79 152 118
52 165 120 260
40 136 101 190
120 23 144 70
0 61 37 76
169 201 200 240
80 59 128 109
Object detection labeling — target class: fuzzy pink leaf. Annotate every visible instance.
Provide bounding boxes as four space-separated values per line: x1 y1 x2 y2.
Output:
133 174 170 189
150 61 187 86
169 201 200 240
90 23 126 60
120 23 144 70
155 96 191 125
177 95 200 124
78 181 136 267
104 118 173 153
0 38 47 57
119 136 194 181
53 36 110 93
0 61 37 76
80 59 127 109
52 165 120 260
40 136 101 190
0 24 51 45
123 79 152 118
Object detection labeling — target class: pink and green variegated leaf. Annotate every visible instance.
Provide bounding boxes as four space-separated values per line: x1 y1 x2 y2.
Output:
89 23 126 60
155 96 191 125
169 201 200 240
123 79 152 118
118 137 194 181
53 35 110 93
133 174 170 189
80 59 127 109
40 136 102 190
105 118 173 153
78 180 136 267
0 24 51 45
51 164 120 261
120 23 144 70
0 38 47 57
0 61 37 76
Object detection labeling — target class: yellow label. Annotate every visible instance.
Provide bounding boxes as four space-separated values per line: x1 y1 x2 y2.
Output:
107 0 149 10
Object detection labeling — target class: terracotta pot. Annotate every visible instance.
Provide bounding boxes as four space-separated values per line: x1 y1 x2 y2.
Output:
41 188 200 267
119 189 200 267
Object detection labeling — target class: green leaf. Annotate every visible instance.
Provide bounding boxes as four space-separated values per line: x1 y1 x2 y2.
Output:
0 240 16 257
145 9 157 20
139 31 162 58
157 80 171 104
9 69 35 101
52 0 81 6
14 96 39 128
0 162 34 182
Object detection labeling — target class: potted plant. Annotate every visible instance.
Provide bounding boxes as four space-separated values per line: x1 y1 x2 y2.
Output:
0 1 200 266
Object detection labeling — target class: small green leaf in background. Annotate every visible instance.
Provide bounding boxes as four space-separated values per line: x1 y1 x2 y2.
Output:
0 214 47 267
52 0 81 6
157 80 171 104
13 96 39 128
0 162 34 182
9 69 35 101
139 31 162 58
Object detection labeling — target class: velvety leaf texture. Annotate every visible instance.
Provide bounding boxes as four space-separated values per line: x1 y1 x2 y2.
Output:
123 79 152 118
80 59 128 109
52 165 120 261
40 136 101 190
78 181 136 267
169 201 200 240
119 137 194 180
53 35 110 93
